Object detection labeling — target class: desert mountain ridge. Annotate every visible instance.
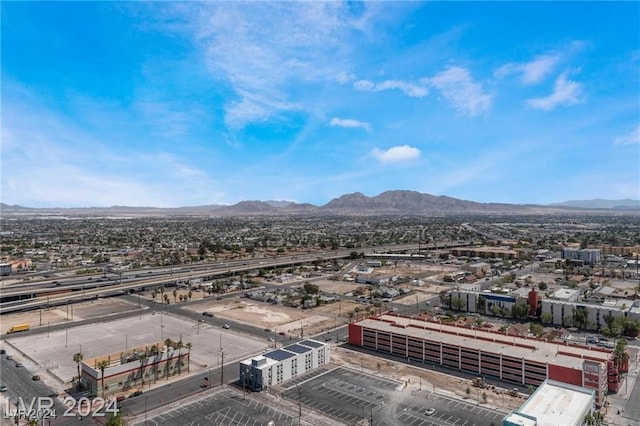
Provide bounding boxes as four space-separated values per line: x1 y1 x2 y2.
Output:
1 191 638 217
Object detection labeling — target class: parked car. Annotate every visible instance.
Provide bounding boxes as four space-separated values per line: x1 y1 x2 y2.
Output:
222 324 230 329
6 355 13 360
202 312 214 317
0 385 7 392
0 349 5 354
129 390 143 398
425 408 436 416
32 375 40 381
15 363 23 368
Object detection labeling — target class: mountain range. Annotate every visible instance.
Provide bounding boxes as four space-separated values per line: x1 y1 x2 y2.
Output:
1 191 638 217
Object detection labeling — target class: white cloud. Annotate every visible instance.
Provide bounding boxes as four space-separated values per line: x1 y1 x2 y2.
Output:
426 66 493 116
614 125 640 146
330 117 371 132
336 71 356 84
1 99 222 208
354 79 428 98
371 145 421 164
190 2 370 129
495 53 560 84
527 73 585 111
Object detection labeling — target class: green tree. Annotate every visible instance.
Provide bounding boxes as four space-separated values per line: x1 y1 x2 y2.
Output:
529 323 544 337
476 296 487 315
613 339 629 372
105 412 125 426
97 360 108 397
537 282 548 291
490 305 502 317
303 282 319 294
451 297 465 311
73 352 84 388
149 345 159 382
138 353 147 386
573 308 588 330
540 312 553 324
185 342 192 373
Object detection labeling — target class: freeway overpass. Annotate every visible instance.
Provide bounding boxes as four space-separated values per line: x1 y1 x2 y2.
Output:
1 243 449 314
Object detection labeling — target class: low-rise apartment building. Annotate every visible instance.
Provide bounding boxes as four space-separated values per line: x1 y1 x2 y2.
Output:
239 339 330 391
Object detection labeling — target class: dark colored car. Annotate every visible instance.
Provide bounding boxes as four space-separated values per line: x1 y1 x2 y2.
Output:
202 312 214 317
129 390 143 398
32 375 40 381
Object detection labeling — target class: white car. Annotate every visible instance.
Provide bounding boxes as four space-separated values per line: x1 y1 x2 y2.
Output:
425 408 436 416
223 324 230 329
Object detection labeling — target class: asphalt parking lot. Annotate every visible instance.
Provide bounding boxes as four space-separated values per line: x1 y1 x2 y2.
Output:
281 367 506 426
393 391 505 426
282 367 402 424
131 388 298 426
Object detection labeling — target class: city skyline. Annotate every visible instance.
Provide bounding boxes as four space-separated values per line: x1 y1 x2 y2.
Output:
2 2 639 208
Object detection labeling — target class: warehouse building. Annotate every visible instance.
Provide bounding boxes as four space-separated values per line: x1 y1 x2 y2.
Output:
348 314 612 406
239 339 330 391
502 379 595 426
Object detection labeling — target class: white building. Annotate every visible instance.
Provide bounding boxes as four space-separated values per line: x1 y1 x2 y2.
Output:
239 339 330 391
552 288 579 302
449 290 633 331
562 248 601 265
502 379 594 426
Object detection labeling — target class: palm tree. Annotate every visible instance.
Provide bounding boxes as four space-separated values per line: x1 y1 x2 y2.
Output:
73 352 84 389
97 360 108 397
185 342 192 373
188 291 192 301
149 345 159 382
172 289 177 303
138 353 147 386
175 341 184 375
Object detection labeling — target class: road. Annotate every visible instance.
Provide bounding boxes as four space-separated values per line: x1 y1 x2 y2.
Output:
0 354 86 425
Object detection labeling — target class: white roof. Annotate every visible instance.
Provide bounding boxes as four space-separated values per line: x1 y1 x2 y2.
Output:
553 288 578 299
515 380 594 426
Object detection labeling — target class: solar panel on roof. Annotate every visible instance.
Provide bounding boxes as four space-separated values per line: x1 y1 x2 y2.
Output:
264 349 296 362
284 344 311 354
299 339 322 348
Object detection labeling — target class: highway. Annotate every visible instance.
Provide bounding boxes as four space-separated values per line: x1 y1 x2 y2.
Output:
0 244 430 314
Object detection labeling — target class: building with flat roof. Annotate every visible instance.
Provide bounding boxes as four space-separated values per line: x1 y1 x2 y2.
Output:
502 379 595 426
239 339 329 391
348 314 612 406
81 339 190 396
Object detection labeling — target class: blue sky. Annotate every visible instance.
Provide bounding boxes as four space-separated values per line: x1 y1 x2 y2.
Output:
2 2 639 208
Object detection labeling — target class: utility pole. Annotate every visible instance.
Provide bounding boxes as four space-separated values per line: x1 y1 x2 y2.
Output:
298 385 302 426
220 350 224 386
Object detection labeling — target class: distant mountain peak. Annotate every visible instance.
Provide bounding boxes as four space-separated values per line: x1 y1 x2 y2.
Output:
549 199 640 210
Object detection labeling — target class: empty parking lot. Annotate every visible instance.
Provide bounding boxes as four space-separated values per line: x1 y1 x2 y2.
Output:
132 388 299 426
281 367 506 426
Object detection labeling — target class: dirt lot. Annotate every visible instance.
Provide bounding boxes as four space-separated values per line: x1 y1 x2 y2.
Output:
186 298 360 337
0 298 139 333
